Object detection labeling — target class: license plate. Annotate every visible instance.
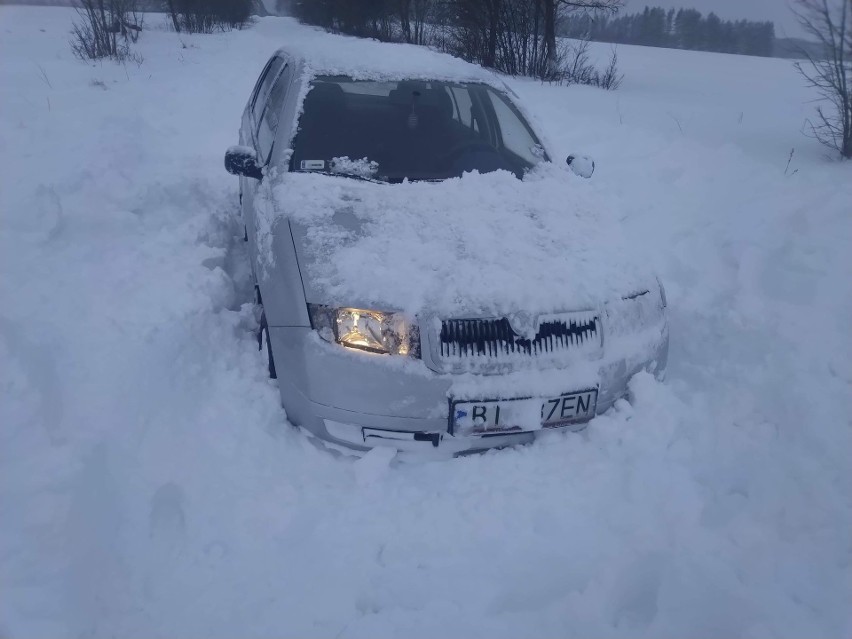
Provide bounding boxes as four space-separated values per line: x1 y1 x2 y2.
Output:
451 389 598 435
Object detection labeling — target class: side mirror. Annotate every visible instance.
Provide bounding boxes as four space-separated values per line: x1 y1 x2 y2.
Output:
225 145 263 180
566 154 595 179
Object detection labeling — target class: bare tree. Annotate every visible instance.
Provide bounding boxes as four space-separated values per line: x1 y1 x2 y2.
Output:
396 0 430 44
793 0 851 158
546 38 622 88
410 0 431 44
542 0 622 75
165 0 181 32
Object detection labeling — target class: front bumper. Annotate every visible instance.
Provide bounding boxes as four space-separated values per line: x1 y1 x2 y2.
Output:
322 415 596 456
268 315 668 456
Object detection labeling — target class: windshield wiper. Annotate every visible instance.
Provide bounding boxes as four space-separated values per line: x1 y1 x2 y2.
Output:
293 169 386 184
384 174 449 183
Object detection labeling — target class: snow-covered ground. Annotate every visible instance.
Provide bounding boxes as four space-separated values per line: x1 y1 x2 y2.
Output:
1 7 850 637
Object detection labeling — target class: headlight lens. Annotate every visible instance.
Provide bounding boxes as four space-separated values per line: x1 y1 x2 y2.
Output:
308 304 420 357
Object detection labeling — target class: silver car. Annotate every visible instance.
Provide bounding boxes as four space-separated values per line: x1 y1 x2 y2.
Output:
225 46 669 455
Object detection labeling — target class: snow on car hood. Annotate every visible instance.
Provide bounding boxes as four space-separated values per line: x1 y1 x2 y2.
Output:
273 166 655 317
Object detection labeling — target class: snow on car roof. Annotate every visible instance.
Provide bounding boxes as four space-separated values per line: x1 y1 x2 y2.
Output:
273 22 501 84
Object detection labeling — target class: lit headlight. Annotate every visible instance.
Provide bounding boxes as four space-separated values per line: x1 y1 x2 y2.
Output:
308 304 420 357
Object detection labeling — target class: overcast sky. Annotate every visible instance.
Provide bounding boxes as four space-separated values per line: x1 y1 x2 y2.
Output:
623 0 804 38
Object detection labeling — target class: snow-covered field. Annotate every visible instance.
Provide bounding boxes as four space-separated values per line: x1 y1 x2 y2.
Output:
1 7 850 638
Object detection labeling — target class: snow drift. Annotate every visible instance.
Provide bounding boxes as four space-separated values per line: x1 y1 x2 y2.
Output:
1 7 850 639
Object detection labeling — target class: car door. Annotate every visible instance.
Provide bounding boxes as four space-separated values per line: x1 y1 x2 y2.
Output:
240 55 291 273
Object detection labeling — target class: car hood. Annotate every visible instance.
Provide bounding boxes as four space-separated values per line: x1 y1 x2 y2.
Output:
274 167 656 317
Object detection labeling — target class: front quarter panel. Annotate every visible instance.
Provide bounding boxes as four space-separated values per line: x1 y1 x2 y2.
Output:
258 209 310 328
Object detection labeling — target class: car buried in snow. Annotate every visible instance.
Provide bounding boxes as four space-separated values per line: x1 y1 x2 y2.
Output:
225 41 668 455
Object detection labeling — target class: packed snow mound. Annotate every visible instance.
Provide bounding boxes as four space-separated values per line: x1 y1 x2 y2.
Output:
275 22 498 83
277 166 656 315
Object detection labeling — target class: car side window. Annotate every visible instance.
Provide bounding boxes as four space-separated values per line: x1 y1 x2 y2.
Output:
486 91 541 165
447 86 472 127
251 56 285 129
256 64 293 164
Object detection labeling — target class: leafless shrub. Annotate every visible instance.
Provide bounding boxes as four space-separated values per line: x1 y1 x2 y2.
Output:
546 39 622 89
70 0 143 61
793 0 851 159
558 39 594 83
294 0 624 89
597 46 623 90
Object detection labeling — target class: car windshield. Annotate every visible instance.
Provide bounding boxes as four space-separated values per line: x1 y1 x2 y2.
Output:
289 77 548 182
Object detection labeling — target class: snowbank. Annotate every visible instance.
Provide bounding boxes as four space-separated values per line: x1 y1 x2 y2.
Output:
1 7 850 639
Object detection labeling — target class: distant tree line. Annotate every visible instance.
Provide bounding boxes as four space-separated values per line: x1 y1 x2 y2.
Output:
292 0 625 88
561 6 776 57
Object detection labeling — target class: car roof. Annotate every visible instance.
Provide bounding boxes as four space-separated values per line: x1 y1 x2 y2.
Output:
271 22 502 86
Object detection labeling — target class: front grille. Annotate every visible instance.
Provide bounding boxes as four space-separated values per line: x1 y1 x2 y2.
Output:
438 313 600 359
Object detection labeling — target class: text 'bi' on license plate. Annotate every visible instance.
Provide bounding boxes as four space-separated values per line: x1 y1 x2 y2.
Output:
452 389 598 434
